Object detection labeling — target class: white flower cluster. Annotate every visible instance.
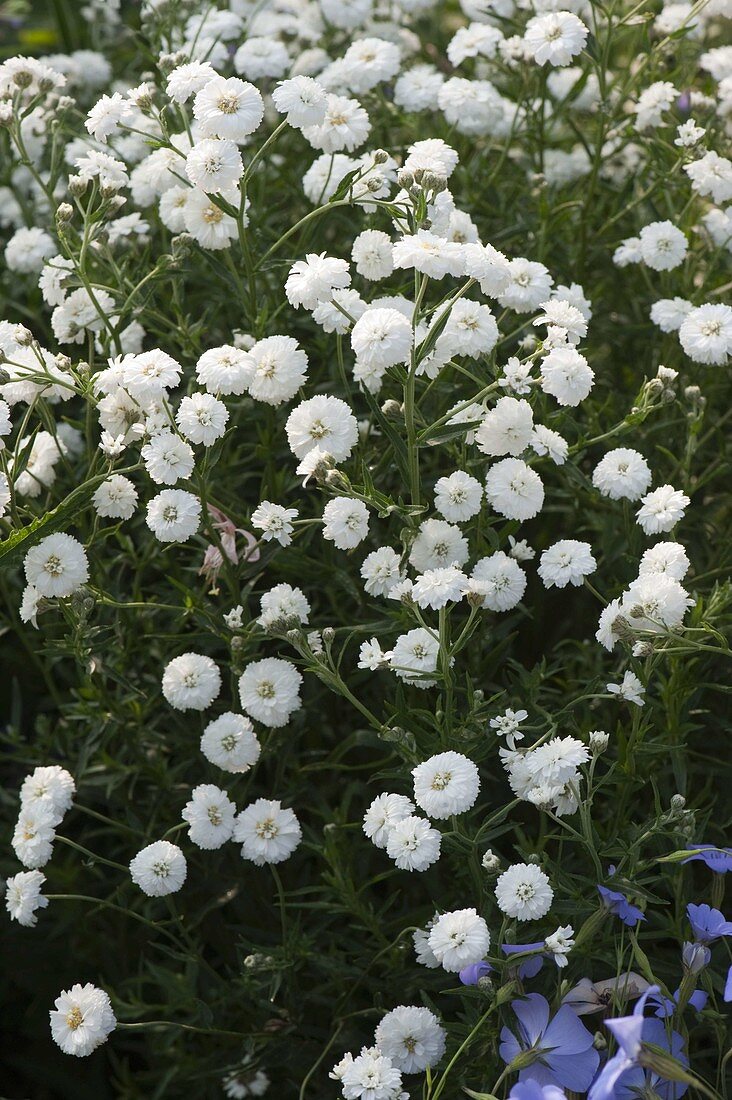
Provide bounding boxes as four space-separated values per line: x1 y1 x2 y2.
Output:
1 0 730 1090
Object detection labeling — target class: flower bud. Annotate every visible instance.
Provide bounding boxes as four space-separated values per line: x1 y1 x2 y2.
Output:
589 730 609 754
396 170 414 190
682 941 710 974
322 626 336 644
56 202 74 224
481 849 500 872
380 399 403 419
372 149 389 164
670 794 686 813
13 68 33 89
68 174 88 197
13 325 33 346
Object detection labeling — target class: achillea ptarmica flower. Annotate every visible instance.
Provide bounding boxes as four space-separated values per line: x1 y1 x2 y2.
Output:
49 983 116 1057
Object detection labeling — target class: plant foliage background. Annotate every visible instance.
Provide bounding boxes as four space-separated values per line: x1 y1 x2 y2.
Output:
0 0 731 1098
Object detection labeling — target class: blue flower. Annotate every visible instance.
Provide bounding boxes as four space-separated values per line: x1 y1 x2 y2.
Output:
502 941 546 980
500 992 599 1093
687 903 732 944
459 961 492 986
597 884 646 927
683 845 732 873
724 965 732 1003
588 986 689 1100
509 1083 567 1100
682 941 711 974
648 987 708 1018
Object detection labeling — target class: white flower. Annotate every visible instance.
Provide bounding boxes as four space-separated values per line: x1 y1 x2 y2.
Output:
341 37 401 93
283 251 350 310
639 220 688 271
20 765 75 818
272 76 327 128
531 425 568 465
146 489 201 543
684 151 732 205
85 92 131 142
196 345 254 396
495 863 553 920
638 541 690 581
485 458 544 521
182 783 237 849
323 497 370 550
162 653 221 711
393 230 464 279
258 583 310 629
361 546 404 597
490 708 529 748
390 627 440 688
650 297 693 334
301 94 371 153
352 230 394 280
247 335 309 406
351 307 412 369
592 449 652 501
363 793 416 849
636 485 690 535
122 349 181 400
394 65 445 112
679 304 732 366
286 395 358 461
409 518 469 572
471 552 527 612
234 36 289 81
239 657 302 728
129 840 187 897
413 921 441 969
5 869 48 926
167 60 216 103
234 799 302 865
251 501 298 546
358 638 390 670
499 357 533 394
386 815 442 871
340 1046 403 1100
185 138 243 193
201 712 261 774
428 909 490 972
434 471 483 523
193 76 264 141
412 566 467 610
24 533 89 599
141 431 195 485
5 227 55 274
184 188 240 250
93 475 138 520
545 924 575 967
538 540 596 588
634 80 676 131
374 1006 446 1073
176 393 229 446
404 138 459 179
540 346 594 406
12 804 56 868
607 670 645 706
621 575 694 634
498 259 553 312
413 751 480 819
476 397 534 457
49 983 116 1057
534 298 588 344
524 11 588 67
